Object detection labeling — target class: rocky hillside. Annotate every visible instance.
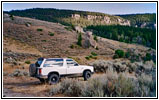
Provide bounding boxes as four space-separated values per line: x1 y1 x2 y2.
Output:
118 13 156 29
4 8 130 27
3 13 156 97
3 13 155 64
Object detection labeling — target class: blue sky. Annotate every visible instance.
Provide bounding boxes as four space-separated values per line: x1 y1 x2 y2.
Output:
3 3 156 15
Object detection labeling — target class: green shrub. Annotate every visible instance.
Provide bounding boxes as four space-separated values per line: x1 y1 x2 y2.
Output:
48 32 54 36
41 40 46 42
77 33 82 46
25 60 31 64
88 55 93 58
113 54 119 59
144 53 152 61
37 28 43 31
94 35 98 42
125 52 130 58
85 56 90 60
10 15 14 20
70 44 74 49
91 52 98 56
114 49 125 58
65 26 73 31
85 52 98 60
68 57 73 59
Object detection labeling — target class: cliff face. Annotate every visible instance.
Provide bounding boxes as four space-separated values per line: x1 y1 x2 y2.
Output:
118 13 156 29
71 14 130 26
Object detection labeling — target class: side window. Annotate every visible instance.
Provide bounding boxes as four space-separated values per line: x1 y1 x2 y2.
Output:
43 59 63 67
66 59 78 66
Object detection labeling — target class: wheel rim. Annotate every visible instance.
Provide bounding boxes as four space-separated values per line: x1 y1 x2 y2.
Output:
51 77 57 83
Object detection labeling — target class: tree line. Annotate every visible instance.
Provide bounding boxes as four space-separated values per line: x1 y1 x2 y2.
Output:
86 25 156 49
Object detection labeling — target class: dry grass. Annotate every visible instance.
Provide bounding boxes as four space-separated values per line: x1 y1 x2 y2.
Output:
3 36 43 56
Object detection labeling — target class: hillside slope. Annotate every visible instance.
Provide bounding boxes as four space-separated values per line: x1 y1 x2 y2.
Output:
3 14 156 97
3 14 155 63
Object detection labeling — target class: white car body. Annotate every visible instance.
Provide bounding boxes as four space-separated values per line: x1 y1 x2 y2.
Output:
31 58 94 78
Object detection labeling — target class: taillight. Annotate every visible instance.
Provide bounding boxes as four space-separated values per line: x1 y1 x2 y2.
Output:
39 68 42 74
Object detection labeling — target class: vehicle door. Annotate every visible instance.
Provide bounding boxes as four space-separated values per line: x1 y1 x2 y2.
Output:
66 59 82 74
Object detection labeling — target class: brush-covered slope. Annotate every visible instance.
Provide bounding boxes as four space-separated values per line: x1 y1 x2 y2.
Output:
3 13 155 64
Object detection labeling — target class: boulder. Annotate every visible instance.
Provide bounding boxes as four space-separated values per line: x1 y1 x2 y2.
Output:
75 26 84 33
25 23 31 27
82 31 97 48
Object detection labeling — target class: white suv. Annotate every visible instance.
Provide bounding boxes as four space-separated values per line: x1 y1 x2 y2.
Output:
29 58 94 84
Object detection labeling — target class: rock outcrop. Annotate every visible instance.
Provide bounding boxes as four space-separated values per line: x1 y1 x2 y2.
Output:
71 14 130 26
71 14 80 19
75 26 84 33
82 31 97 48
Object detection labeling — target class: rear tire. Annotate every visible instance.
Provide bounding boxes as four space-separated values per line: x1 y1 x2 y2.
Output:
48 74 59 85
83 71 91 81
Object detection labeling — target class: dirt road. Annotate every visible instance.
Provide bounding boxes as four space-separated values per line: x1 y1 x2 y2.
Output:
3 88 35 97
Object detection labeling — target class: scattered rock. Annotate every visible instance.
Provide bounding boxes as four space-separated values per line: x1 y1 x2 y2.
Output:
3 72 8 76
5 57 15 63
3 51 40 63
9 69 29 77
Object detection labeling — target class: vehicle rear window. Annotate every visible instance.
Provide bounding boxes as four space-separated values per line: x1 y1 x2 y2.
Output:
44 59 64 67
35 58 43 67
37 60 43 65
